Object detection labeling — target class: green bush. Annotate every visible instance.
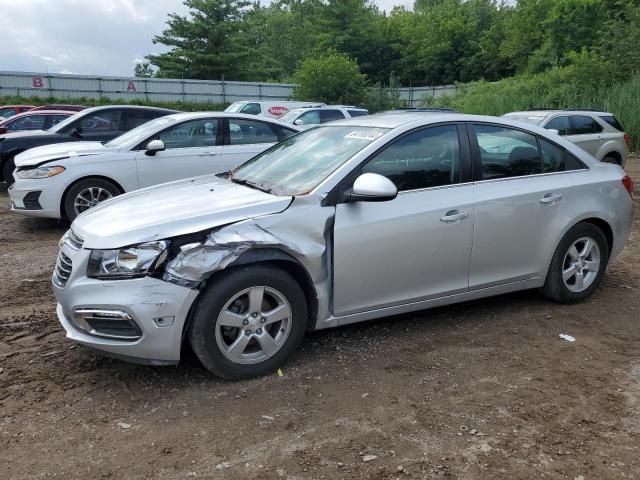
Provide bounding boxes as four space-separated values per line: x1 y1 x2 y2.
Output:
292 50 367 105
0 95 228 112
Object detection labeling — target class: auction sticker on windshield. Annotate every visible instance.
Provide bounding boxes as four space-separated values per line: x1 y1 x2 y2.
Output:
345 130 385 141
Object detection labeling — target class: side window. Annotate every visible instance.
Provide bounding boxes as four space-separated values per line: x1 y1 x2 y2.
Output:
319 110 345 123
545 116 571 136
240 103 261 115
540 139 565 173
271 125 298 141
48 115 70 128
571 115 602 135
157 119 217 149
474 124 541 179
348 109 368 117
229 119 279 145
123 110 164 130
298 110 321 125
362 125 460 192
8 115 45 131
75 110 123 132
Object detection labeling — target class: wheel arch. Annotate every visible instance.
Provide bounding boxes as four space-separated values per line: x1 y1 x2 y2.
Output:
181 248 319 340
60 175 125 219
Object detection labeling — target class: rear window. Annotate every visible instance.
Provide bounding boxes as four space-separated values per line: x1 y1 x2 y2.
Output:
348 109 368 117
599 115 624 132
571 116 602 135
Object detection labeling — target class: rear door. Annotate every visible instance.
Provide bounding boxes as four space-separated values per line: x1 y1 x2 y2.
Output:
333 124 475 315
218 118 295 171
468 123 586 289
566 115 603 156
135 118 222 187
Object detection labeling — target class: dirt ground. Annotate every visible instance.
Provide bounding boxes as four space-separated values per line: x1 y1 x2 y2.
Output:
1 159 639 480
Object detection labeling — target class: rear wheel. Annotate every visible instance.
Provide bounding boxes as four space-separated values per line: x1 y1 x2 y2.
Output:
542 223 609 303
602 155 620 165
188 265 308 380
63 178 120 221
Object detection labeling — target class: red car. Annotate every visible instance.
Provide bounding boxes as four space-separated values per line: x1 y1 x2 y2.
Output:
0 105 35 119
29 104 86 112
0 110 74 134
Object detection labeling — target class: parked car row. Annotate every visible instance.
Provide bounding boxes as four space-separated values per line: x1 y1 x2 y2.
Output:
0 103 85 119
0 100 633 380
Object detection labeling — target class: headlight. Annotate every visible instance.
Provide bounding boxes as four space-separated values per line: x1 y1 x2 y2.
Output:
16 165 65 179
87 240 170 279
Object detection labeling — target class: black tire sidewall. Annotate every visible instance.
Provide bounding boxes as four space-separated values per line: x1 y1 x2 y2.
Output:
602 156 619 165
188 265 308 380
544 223 609 303
63 178 120 221
3 157 15 186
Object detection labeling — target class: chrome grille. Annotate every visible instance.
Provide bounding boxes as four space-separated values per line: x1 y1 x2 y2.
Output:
53 251 73 287
66 230 84 249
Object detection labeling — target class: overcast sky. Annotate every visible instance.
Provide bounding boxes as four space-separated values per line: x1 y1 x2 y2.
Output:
0 0 413 77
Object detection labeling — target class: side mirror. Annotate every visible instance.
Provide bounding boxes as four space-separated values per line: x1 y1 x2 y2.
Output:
347 173 398 203
145 139 166 156
294 119 303 126
71 127 83 138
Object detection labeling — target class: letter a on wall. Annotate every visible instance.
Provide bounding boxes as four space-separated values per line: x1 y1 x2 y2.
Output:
32 77 44 88
127 81 137 92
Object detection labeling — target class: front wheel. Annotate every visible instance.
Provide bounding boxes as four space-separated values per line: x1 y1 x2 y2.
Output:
2 156 16 186
188 265 308 380
63 178 120 221
542 223 609 303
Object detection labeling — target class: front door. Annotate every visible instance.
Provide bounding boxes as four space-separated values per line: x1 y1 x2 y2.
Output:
135 118 222 187
333 124 475 316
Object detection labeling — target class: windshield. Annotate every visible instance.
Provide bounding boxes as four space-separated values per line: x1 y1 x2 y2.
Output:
48 109 87 132
225 102 245 113
232 126 389 196
105 116 177 148
278 110 303 123
503 114 545 125
0 108 18 119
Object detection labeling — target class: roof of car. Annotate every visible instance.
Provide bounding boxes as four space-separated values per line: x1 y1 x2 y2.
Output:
4 109 73 117
161 111 302 128
505 110 613 116
79 105 177 114
328 112 466 128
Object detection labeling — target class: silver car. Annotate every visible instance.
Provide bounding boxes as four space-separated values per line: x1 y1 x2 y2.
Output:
53 113 634 379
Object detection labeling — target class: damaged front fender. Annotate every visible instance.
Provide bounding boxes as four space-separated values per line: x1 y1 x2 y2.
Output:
163 195 335 328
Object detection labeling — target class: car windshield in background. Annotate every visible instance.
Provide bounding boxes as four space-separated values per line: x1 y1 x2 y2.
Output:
232 126 389 196
105 116 177 148
504 115 546 125
0 108 18 119
278 110 303 123
225 102 244 113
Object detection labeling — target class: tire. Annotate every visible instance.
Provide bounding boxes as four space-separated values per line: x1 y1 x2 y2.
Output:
602 155 619 165
188 264 308 380
2 156 16 187
63 178 121 221
542 222 609 303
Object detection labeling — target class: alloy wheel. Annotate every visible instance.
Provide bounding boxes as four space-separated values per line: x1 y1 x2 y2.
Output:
562 236 601 293
73 187 113 215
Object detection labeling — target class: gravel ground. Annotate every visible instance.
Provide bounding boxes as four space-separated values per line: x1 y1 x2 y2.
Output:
1 158 639 479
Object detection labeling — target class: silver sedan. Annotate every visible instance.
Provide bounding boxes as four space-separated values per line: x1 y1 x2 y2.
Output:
53 113 634 379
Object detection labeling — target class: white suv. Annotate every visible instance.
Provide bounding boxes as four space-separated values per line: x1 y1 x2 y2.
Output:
278 106 368 128
503 110 630 167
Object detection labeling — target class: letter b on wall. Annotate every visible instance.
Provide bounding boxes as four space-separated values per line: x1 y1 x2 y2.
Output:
32 77 44 88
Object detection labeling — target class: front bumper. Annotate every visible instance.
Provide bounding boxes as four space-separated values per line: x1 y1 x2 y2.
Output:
53 242 199 364
9 177 65 219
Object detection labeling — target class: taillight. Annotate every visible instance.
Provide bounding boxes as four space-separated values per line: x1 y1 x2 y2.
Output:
624 132 631 146
622 175 634 197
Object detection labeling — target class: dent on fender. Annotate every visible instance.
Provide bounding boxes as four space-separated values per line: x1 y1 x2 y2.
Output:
163 196 335 326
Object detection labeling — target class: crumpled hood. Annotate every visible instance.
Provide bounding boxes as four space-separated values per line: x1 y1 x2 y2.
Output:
15 141 109 167
72 175 293 249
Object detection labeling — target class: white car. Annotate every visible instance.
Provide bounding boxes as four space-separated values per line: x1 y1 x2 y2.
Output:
278 105 368 128
224 101 325 118
9 112 300 220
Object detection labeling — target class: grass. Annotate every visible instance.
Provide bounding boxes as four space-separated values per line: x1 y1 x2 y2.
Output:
0 95 228 113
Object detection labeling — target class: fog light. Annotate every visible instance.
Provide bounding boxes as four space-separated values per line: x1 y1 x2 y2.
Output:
153 316 175 327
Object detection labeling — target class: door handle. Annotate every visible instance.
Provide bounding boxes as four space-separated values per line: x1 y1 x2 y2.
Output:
198 151 218 156
440 210 469 223
540 193 563 204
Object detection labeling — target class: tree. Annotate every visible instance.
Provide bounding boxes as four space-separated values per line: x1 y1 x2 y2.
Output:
292 51 367 104
134 62 155 78
146 0 252 80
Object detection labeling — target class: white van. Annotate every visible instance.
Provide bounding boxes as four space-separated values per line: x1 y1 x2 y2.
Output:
225 101 325 118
